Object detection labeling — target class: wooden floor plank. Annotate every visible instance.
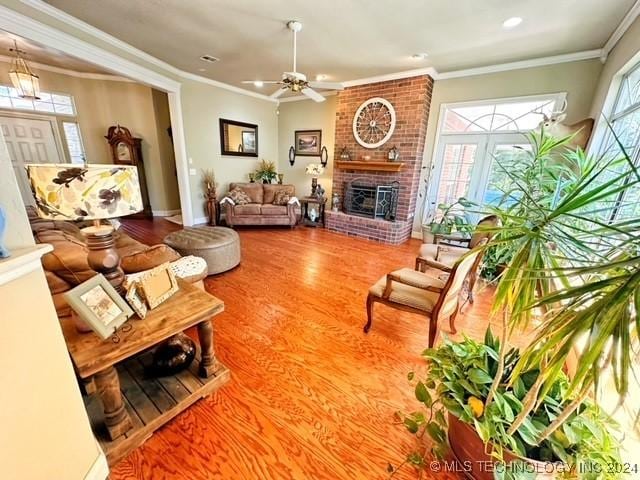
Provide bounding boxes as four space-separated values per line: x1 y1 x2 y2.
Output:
109 219 526 480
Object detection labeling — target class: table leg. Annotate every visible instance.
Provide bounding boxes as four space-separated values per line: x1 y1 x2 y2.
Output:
197 319 218 378
94 366 133 440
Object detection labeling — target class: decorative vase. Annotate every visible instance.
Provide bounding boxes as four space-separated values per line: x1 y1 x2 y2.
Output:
332 193 340 212
205 196 217 226
149 333 196 377
0 206 9 258
248 173 255 183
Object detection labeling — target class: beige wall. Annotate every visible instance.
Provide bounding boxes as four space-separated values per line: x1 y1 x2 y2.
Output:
413 58 604 233
277 95 336 200
0 136 102 480
0 62 180 212
180 79 278 222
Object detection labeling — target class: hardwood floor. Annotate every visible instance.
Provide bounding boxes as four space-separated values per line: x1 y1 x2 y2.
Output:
111 219 507 480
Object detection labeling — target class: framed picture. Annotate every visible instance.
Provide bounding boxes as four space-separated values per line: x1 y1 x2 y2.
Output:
242 130 256 152
138 263 179 309
295 130 322 156
64 274 134 340
125 281 148 319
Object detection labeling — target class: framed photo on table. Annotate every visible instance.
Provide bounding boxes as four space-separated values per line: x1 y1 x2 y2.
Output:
64 274 134 340
294 130 322 156
137 263 179 309
125 281 148 319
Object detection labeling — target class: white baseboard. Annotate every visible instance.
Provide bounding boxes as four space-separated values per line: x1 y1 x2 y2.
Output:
84 449 109 480
194 216 208 224
411 230 423 239
152 209 181 217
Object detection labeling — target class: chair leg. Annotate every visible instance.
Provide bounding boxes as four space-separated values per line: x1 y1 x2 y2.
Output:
364 294 374 333
428 316 438 348
467 270 478 304
449 305 459 334
415 257 421 272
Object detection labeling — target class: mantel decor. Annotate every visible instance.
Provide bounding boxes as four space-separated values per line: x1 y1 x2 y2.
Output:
335 160 404 172
105 125 151 218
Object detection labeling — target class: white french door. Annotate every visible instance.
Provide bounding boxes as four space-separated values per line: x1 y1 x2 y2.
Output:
427 133 530 219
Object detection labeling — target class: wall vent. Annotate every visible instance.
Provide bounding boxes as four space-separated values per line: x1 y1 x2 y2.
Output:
199 55 220 63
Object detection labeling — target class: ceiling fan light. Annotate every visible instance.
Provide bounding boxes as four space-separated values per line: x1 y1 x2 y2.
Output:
502 17 523 29
9 50 40 100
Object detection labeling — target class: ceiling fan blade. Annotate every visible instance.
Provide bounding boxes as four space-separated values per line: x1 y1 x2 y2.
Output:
270 87 289 99
301 87 325 102
241 80 282 84
307 81 344 90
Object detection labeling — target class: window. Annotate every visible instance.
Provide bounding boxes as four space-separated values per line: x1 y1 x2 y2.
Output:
63 122 85 164
0 85 76 116
598 61 640 221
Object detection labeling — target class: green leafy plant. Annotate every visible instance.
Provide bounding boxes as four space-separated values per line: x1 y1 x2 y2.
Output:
427 197 476 235
395 330 622 479
254 159 278 183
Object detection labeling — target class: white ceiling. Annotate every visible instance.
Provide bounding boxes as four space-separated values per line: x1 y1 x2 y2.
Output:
36 0 637 94
0 30 110 74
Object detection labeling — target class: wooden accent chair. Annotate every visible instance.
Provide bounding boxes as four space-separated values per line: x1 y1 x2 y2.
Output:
416 215 499 303
365 242 487 348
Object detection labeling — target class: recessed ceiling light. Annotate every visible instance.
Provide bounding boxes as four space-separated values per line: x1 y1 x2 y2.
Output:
316 74 327 81
198 68 206 72
411 53 429 60
502 17 523 29
199 54 220 63
253 80 264 88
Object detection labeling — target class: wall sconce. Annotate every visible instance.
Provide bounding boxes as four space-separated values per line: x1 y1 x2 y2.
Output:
339 146 351 161
288 146 295 166
320 146 328 167
387 145 399 162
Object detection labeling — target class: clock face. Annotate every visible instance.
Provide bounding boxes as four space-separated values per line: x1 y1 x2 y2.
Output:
352 97 396 149
116 142 131 162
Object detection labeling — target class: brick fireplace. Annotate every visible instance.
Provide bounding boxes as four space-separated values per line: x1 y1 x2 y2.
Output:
325 75 434 244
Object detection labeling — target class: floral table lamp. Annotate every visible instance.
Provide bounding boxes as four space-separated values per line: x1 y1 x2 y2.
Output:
305 163 325 197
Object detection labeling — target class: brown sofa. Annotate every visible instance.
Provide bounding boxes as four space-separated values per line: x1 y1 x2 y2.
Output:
27 209 201 317
221 183 300 227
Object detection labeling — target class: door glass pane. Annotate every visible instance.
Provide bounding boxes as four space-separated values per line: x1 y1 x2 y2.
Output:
483 144 532 206
436 143 478 207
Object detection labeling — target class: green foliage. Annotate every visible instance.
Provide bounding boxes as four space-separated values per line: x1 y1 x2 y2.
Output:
427 197 475 235
401 331 622 479
254 159 278 183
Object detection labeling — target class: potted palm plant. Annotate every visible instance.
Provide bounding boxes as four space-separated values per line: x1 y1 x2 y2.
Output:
393 129 640 479
254 159 278 184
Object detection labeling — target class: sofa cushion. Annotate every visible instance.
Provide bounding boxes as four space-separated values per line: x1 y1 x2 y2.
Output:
234 204 261 215
121 244 181 274
229 182 263 204
227 187 251 205
273 190 292 205
261 204 288 215
263 184 295 204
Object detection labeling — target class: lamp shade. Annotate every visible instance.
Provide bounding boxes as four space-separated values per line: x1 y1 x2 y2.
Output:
26 164 143 221
305 163 325 176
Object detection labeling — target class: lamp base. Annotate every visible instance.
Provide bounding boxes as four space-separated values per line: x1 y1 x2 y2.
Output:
81 224 125 295
310 177 318 196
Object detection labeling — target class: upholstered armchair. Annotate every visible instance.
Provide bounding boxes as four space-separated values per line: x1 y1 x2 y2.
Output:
415 215 499 302
365 242 486 348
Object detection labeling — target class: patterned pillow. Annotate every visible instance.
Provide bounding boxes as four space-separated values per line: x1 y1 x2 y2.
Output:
273 190 291 205
227 187 251 205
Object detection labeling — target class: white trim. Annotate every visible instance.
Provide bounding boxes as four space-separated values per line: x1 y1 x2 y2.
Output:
278 90 337 103
437 50 602 80
0 244 53 286
342 67 438 87
601 0 640 62
194 216 209 225
167 90 194 226
83 448 109 480
152 209 181 217
0 54 133 82
179 71 277 102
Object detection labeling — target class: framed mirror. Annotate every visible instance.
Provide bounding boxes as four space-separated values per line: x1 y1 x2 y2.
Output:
219 118 258 157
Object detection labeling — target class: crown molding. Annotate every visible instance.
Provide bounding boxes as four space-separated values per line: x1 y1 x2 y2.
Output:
436 50 603 80
178 71 277 102
0 53 134 82
601 0 640 62
342 67 438 87
277 90 337 103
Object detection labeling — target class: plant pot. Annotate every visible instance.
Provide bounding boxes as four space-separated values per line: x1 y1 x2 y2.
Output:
447 413 556 480
421 225 435 244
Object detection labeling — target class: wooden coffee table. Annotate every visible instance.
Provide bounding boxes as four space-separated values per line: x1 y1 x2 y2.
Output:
60 279 230 465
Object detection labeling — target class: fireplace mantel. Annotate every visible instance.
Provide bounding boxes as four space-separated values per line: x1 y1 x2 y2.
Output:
335 161 404 172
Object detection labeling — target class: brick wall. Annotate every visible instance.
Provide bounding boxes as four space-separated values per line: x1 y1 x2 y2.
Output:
327 75 434 244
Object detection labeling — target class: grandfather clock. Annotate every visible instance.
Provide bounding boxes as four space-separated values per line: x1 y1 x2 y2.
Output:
105 125 152 218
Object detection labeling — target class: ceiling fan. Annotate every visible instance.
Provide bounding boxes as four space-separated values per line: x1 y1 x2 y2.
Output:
242 20 343 102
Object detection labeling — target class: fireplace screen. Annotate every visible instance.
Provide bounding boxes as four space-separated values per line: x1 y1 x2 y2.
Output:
344 180 399 220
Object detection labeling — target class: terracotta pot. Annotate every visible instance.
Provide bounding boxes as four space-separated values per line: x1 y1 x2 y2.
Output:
447 413 558 480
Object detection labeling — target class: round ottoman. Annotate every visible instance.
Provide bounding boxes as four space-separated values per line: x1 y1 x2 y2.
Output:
164 226 241 275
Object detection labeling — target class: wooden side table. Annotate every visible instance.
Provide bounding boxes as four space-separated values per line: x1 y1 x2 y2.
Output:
60 279 229 465
300 196 326 227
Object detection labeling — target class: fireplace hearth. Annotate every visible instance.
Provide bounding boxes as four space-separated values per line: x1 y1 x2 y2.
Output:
344 180 399 220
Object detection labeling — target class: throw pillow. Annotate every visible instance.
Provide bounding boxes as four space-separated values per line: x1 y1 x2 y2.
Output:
121 244 181 274
273 190 291 205
227 187 251 205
